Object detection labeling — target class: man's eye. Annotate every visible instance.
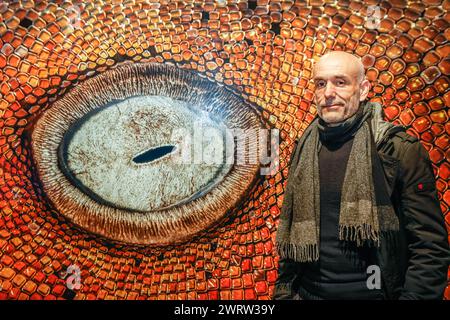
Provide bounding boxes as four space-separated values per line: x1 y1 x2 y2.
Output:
315 81 326 88
336 80 346 86
29 63 266 246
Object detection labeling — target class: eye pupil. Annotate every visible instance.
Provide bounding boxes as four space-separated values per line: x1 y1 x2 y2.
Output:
132 145 177 164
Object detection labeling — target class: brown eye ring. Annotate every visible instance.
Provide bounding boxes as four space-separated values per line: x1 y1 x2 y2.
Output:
30 62 265 246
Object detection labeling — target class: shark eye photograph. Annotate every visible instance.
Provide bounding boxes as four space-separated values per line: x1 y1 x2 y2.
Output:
0 0 449 309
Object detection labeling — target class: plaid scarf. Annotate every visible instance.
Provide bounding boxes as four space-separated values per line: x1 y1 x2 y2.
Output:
276 102 400 262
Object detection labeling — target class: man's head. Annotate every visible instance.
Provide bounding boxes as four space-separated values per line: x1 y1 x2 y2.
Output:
312 51 371 125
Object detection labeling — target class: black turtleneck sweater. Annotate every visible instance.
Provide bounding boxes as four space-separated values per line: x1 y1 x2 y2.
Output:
297 136 384 300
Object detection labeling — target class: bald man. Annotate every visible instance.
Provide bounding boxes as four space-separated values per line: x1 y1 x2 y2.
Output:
274 51 449 300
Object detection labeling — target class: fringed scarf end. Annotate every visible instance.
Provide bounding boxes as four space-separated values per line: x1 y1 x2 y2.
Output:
339 224 380 247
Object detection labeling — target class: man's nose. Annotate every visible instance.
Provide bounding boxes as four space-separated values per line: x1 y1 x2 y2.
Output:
324 82 336 98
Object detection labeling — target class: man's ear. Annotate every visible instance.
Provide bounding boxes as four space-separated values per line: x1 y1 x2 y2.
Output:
359 78 371 101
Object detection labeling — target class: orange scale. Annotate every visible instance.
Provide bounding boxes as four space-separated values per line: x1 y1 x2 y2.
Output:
21 91 38 104
47 76 62 87
405 63 420 77
443 91 450 108
2 30 15 43
3 66 18 79
423 86 439 100
27 76 39 88
429 97 446 111
6 53 21 68
413 102 431 116
31 86 46 97
356 43 375 56
438 57 450 74
412 116 432 133
429 148 446 164
38 48 51 60
341 21 355 34
6 76 20 91
431 124 446 137
433 14 448 31
407 76 425 91
26 64 39 76
399 108 416 126
430 110 449 124
434 77 449 93
435 135 450 151
413 37 435 53
423 26 440 40
29 40 45 55
403 48 422 63
407 26 424 39
4 117 17 127
34 94 48 104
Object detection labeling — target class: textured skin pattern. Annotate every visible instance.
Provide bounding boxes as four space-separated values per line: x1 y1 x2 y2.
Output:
0 0 448 300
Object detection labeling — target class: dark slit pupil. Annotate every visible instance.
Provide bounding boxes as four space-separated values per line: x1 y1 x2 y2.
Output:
133 145 176 164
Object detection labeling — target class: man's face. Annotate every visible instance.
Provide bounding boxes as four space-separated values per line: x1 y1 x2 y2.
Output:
312 55 368 124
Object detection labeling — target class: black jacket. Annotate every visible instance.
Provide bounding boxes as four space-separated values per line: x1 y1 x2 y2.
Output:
273 126 450 300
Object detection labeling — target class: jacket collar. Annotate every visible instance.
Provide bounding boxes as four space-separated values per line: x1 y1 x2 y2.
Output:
368 102 405 149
